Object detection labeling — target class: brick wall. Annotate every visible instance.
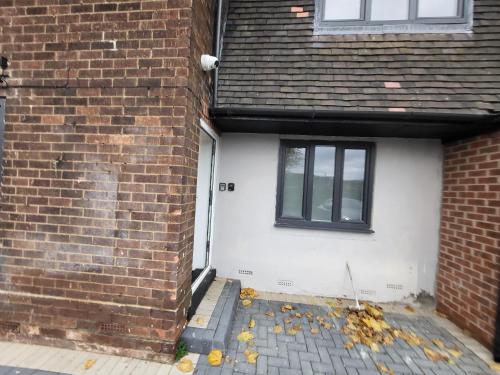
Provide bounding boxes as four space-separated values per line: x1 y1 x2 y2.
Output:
437 130 500 350
0 0 214 362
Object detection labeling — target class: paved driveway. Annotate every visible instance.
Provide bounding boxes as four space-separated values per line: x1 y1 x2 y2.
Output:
195 299 494 375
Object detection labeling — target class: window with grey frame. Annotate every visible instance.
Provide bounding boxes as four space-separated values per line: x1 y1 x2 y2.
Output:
275 141 375 232
315 0 473 34
0 98 4 181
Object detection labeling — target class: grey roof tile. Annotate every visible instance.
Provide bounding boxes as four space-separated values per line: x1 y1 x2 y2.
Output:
217 0 500 114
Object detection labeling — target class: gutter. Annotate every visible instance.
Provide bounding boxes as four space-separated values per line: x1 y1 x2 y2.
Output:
211 106 500 125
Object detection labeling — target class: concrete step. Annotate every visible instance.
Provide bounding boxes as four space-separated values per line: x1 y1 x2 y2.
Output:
181 279 241 355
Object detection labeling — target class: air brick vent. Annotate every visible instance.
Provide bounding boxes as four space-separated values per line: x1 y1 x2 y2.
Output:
386 283 404 290
99 322 126 334
277 280 294 287
238 269 253 276
0 321 20 333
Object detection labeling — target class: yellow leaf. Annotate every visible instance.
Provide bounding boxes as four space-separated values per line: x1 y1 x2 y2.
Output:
311 328 320 335
364 304 383 319
432 339 445 349
490 362 500 372
84 360 96 370
265 310 275 317
322 322 333 330
244 349 259 364
237 330 254 342
294 312 303 318
195 316 204 325
405 305 416 313
424 347 446 362
362 317 383 332
240 288 257 300
273 324 283 334
283 318 292 324
176 357 194 373
344 341 354 350
207 349 223 367
292 323 302 331
305 311 313 319
376 363 389 373
280 304 294 312
248 319 256 329
370 342 380 352
242 299 252 307
447 348 462 358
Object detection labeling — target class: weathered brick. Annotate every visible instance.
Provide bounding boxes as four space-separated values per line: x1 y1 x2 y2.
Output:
0 0 215 363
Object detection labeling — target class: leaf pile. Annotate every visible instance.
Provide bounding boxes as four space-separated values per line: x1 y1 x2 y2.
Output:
240 288 257 307
342 303 462 365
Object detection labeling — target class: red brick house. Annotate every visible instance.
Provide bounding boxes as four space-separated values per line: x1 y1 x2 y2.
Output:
0 0 499 362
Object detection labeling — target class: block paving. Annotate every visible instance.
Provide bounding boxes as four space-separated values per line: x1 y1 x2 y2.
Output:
195 299 495 375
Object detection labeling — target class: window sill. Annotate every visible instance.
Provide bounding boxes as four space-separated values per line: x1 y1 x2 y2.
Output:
274 221 374 234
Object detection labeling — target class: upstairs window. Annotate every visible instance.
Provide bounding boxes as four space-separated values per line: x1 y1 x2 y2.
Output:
316 0 473 34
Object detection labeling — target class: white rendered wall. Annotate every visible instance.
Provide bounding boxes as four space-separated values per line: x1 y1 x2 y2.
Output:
212 133 443 302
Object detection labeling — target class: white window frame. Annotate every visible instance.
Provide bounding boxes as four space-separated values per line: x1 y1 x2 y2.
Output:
315 0 473 35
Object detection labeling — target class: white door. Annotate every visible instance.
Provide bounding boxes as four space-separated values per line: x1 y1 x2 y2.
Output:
192 126 217 290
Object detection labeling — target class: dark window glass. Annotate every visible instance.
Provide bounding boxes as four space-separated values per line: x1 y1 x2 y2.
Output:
282 147 306 218
276 141 374 232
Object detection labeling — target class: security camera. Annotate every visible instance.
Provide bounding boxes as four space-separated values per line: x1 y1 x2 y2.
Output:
201 54 219 71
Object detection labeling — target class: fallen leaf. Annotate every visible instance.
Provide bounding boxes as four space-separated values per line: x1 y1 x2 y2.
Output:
287 327 298 335
294 312 303 318
362 317 383 332
283 318 292 324
424 347 447 362
405 305 415 313
244 349 259 364
321 322 333 330
310 328 320 335
432 339 445 349
369 342 380 352
195 316 204 325
237 330 254 342
447 348 462 358
207 349 223 367
280 304 294 312
248 319 256 329
240 288 257 300
490 362 500 372
304 311 313 319
273 324 283 334
344 341 354 350
376 363 395 375
364 304 383 319
292 323 302 331
265 310 275 317
83 360 96 370
176 357 194 372
242 299 252 307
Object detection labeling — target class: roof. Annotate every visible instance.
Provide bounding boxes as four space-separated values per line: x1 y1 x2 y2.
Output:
216 0 500 114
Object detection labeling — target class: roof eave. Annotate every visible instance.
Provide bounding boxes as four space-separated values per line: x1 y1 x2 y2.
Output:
211 107 500 142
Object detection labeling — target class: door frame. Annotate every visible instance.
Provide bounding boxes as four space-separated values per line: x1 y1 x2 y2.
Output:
191 118 220 293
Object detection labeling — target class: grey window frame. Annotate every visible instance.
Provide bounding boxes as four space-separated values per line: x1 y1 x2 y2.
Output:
0 97 5 181
315 0 473 34
275 140 375 233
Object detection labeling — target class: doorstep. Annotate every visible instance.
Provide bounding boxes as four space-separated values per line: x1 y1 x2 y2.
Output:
181 278 241 355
